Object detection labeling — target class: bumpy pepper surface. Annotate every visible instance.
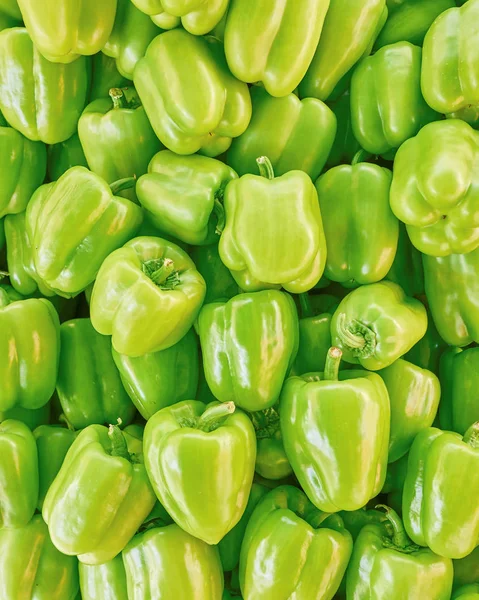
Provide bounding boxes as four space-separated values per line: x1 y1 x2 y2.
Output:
91 236 206 356
26 167 143 297
403 424 479 559
134 30 251 156
239 485 353 600
196 290 299 412
219 157 326 293
144 400 256 544
137 150 237 245
280 348 390 512
43 422 156 565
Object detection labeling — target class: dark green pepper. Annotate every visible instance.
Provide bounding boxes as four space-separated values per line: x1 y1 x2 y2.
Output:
190 243 240 304
47 133 88 181
249 407 292 481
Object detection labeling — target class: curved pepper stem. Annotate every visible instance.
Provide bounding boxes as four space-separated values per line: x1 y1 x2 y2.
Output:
464 422 479 448
197 402 235 432
213 197 226 235
256 156 275 180
110 176 136 195
299 293 313 319
336 313 377 359
323 347 342 381
108 421 130 460
375 504 411 549
352 149 372 166
110 88 127 110
142 258 180 290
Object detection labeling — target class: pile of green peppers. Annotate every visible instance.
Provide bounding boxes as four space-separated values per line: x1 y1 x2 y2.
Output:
2 0 479 598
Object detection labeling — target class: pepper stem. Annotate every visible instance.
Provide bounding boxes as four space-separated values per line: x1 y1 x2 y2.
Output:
197 402 235 432
59 413 76 432
110 87 127 110
110 176 136 195
214 197 226 235
323 347 342 381
375 505 410 548
0 270 9 280
142 258 180 289
108 421 130 460
464 422 479 448
336 313 366 350
352 149 371 166
299 293 313 319
256 156 275 180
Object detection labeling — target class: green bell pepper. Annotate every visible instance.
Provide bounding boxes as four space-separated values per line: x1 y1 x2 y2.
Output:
453 585 479 600
350 42 438 155
390 119 479 256
137 149 237 245
112 328 199 420
196 290 299 412
422 0 479 122
423 245 479 346
134 30 251 156
280 347 390 512
89 52 130 102
190 243 240 303
331 281 428 370
47 133 88 181
91 236 206 356
227 86 336 181
439 347 479 435
316 160 397 286
0 28 90 144
79 555 128 600
0 0 21 31
0 122 46 218
0 514 79 600
0 293 60 411
0 402 51 430
0 419 38 528
378 358 440 463
78 88 162 200
249 407 292 481
218 483 268 572
16 0 117 63
382 453 408 514
103 0 160 79
403 424 479 558
144 400 256 544
299 0 388 101
346 505 453 599
326 90 361 168
219 156 326 293
123 522 224 599
453 546 479 591
43 422 156 565
34 424 76 511
404 308 448 375
375 0 455 48
385 222 425 298
224 0 329 98
56 318 136 430
26 167 143 297
131 0 229 35
239 485 353 600
339 507 387 542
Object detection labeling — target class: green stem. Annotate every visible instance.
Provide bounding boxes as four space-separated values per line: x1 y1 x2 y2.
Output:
110 87 127 110
150 259 174 286
323 347 342 381
299 293 313 319
375 505 410 548
464 422 479 448
59 414 76 432
256 156 275 180
108 423 130 460
249 407 280 439
336 313 367 349
110 176 136 195
352 149 372 165
0 270 9 280
213 197 226 235
197 402 235 432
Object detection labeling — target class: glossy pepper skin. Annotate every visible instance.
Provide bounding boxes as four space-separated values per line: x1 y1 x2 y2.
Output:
190 243 240 303
250 407 292 481
423 246 479 346
218 483 268 572
137 150 237 245
350 42 438 155
0 514 79 600
91 236 206 357
123 523 224 599
403 424 479 559
0 123 46 218
375 0 455 48
0 293 60 411
280 348 390 512
196 290 299 412
239 485 353 600
346 506 453 599
422 0 479 122
224 0 329 98
103 0 160 79
385 222 424 298
228 86 336 181
316 161 397 286
439 347 479 435
454 585 479 600
219 157 326 293
56 318 136 430
0 28 90 144
299 0 388 101
47 134 88 181
378 358 440 463
17 0 117 63
79 555 128 600
390 119 479 256
325 90 360 168
34 425 76 511
26 167 143 297
331 281 428 370
112 328 199 420
43 423 156 565
144 400 256 544
134 31 251 156
78 88 161 199
0 419 38 528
